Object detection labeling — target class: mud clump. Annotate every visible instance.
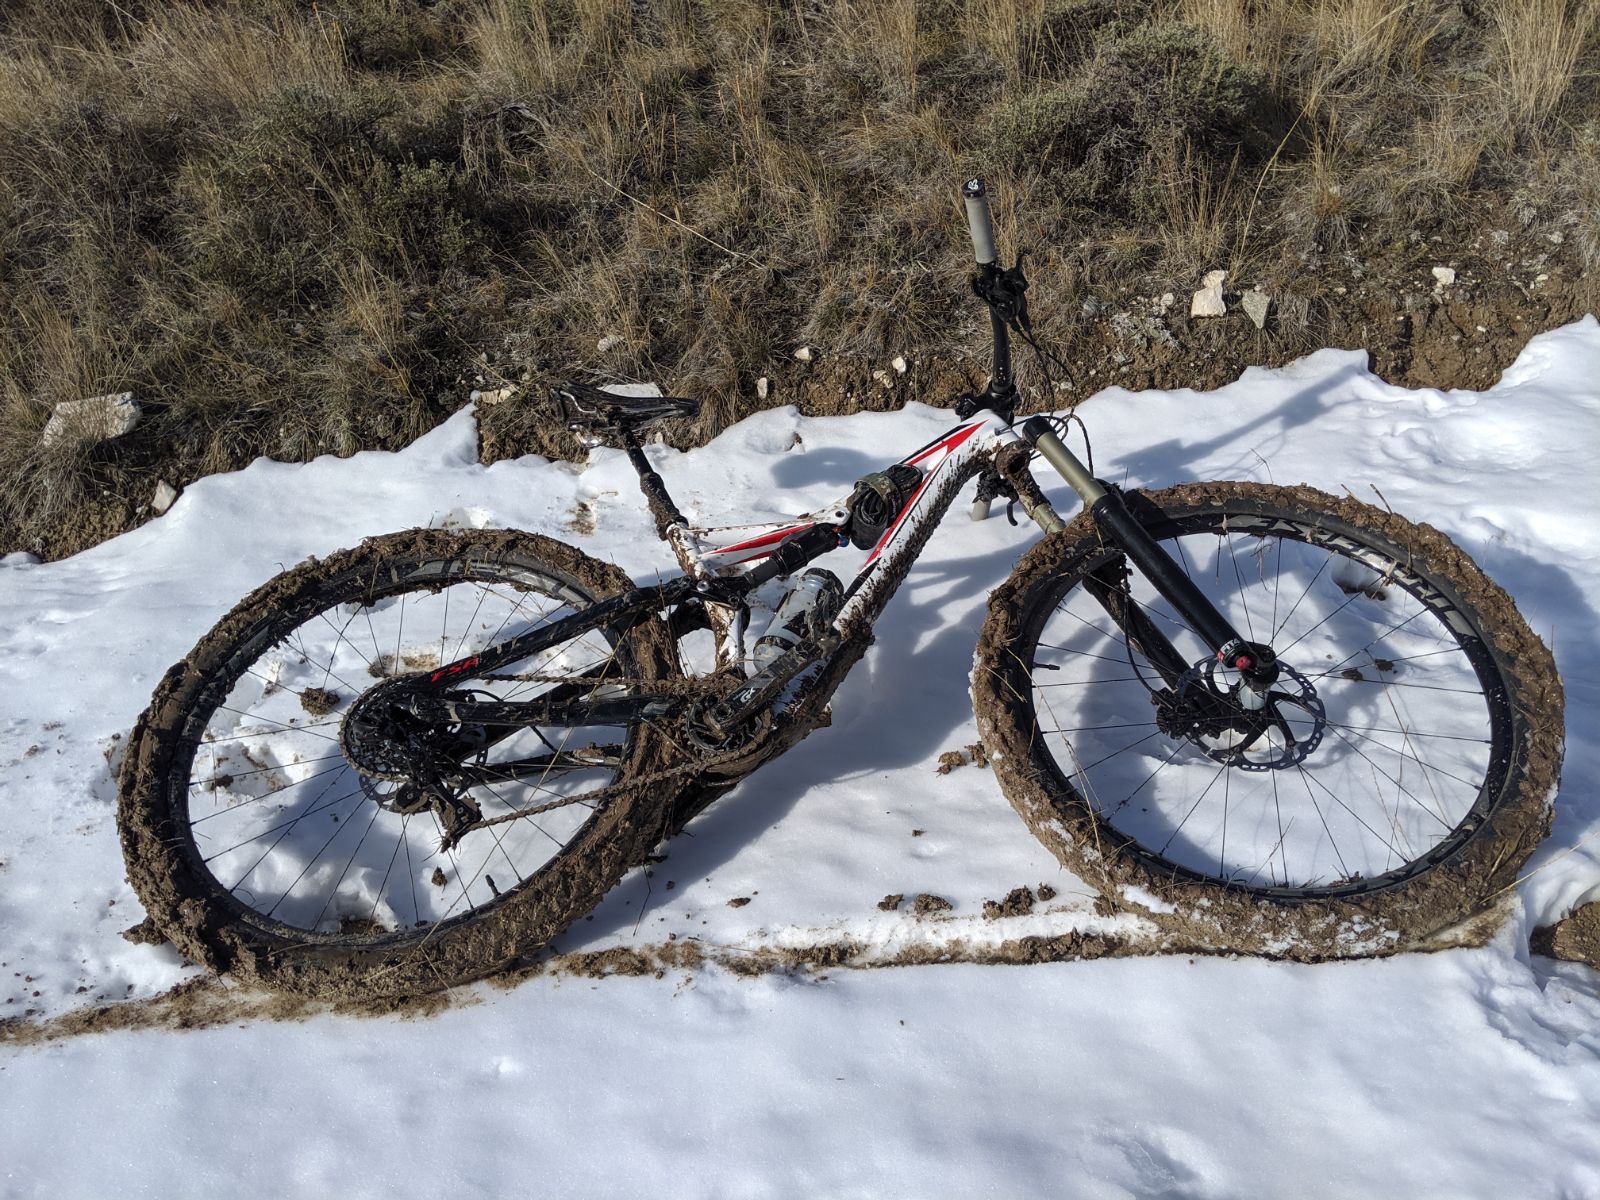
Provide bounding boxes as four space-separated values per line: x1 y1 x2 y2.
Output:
877 893 904 912
299 687 340 717
966 743 989 768
912 894 953 914
983 887 1037 920
727 896 752 908
1532 902 1600 971
935 751 966 774
119 917 165 946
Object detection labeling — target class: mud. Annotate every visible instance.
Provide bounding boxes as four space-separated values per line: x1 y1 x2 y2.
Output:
5 892 1521 1047
983 887 1037 920
971 481 1565 961
1532 902 1600 972
912 894 954 914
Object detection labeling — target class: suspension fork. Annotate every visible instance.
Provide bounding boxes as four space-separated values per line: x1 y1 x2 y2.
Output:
1017 417 1279 691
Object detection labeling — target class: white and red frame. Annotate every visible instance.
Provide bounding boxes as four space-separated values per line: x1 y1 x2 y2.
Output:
659 409 1025 671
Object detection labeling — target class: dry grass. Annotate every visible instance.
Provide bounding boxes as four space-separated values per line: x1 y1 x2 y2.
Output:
0 0 1597 553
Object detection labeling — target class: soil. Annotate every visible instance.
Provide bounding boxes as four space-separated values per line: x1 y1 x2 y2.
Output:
912 894 954 914
983 887 1038 920
0 920 1141 1046
1532 902 1600 971
10 257 1592 564
970 481 1565 962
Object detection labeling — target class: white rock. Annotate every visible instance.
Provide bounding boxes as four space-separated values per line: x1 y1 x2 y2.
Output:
596 333 624 353
1241 289 1271 330
1189 270 1227 318
40 392 139 448
468 386 518 407
1431 266 1456 289
793 345 814 362
872 369 893 388
891 355 908 375
1158 292 1176 312
756 376 770 400
151 480 178 516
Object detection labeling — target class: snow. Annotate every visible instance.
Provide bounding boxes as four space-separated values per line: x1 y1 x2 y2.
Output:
4 320 1600 1197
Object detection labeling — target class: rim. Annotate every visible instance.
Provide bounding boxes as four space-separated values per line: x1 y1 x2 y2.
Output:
169 552 644 942
1021 507 1513 898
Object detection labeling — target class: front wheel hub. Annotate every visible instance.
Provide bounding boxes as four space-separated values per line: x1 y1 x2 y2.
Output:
1154 657 1325 771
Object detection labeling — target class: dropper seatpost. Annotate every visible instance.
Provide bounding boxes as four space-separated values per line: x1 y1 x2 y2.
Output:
961 178 1016 405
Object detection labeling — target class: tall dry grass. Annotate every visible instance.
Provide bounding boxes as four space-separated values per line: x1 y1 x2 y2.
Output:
1 0 1597 554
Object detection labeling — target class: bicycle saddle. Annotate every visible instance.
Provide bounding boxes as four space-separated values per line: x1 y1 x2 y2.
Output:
552 382 700 437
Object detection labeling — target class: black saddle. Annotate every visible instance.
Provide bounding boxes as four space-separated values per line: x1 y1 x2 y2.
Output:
551 382 700 438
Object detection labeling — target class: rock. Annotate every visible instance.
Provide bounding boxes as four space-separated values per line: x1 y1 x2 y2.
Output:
872 369 893 388
1431 266 1456 290
793 345 814 362
1532 900 1600 970
1158 292 1177 312
891 355 908 375
1189 270 1227 318
1241 289 1271 329
469 386 518 407
151 480 178 515
40 392 139 448
596 333 624 353
755 376 769 400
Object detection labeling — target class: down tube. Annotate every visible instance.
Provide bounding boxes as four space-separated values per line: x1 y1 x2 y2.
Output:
834 426 1007 640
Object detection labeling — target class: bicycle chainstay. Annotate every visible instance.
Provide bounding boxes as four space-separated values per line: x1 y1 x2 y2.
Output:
434 672 781 848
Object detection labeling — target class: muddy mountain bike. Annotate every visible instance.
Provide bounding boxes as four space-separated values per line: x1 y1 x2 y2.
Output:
118 180 1563 997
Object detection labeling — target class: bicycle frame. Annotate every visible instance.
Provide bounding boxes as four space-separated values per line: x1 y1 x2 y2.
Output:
413 408 1028 716
412 176 1281 741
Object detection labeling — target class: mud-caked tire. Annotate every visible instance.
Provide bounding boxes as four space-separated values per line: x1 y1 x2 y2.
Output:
973 482 1563 957
118 528 687 999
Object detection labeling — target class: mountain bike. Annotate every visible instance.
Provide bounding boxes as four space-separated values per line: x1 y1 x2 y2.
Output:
117 180 1564 997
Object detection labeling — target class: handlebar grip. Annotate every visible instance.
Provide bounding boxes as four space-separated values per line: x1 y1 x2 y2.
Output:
962 177 997 265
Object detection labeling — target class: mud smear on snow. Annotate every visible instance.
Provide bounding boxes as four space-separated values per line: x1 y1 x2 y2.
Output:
0 976 459 1047
0 916 1148 1045
2 892 1522 1048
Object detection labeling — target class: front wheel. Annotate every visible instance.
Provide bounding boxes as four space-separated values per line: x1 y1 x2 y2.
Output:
974 482 1563 956
118 528 685 997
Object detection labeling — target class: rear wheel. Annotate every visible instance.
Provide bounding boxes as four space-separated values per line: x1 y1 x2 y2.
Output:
975 482 1562 954
118 528 685 997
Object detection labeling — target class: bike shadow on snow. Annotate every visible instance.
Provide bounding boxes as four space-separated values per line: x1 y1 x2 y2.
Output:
585 366 1379 940
583 366 1600 938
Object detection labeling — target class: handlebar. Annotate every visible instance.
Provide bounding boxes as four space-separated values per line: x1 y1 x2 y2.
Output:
962 177 997 266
